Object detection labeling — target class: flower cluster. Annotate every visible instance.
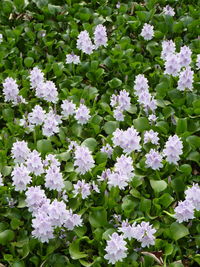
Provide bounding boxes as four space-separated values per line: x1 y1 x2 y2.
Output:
134 74 157 113
163 135 183 164
163 5 175 16
2 77 26 105
73 145 95 174
73 180 99 199
105 221 156 264
66 53 80 64
112 127 141 153
110 90 131 121
175 184 200 223
76 24 107 55
140 23 154 40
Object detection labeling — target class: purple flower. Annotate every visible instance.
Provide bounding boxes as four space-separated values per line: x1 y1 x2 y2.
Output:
134 222 156 247
101 144 113 158
26 150 44 176
73 180 91 199
104 233 127 264
163 5 175 16
164 53 181 76
177 67 194 91
61 100 76 118
45 165 64 192
178 46 192 68
145 149 163 170
66 53 80 64
11 164 32 192
11 141 31 163
29 67 44 89
185 184 200 211
161 40 176 60
140 24 154 41
174 199 195 223
163 135 183 164
144 130 159 145
94 24 108 49
76 30 95 55
74 145 94 174
28 105 46 126
75 104 91 125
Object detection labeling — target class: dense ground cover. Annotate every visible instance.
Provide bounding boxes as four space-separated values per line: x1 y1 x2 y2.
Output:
0 0 200 266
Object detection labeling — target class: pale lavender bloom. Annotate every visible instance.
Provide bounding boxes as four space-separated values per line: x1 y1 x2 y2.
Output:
0 33 3 43
26 150 44 176
138 91 157 112
116 2 120 8
178 46 192 68
177 67 194 91
75 104 91 125
97 169 112 182
3 77 19 103
36 81 58 103
61 100 76 118
161 40 176 60
68 140 78 152
196 54 200 69
135 222 156 247
29 67 44 89
28 105 46 126
42 110 62 137
145 149 163 170
45 165 64 192
101 144 113 158
148 114 157 123
25 186 47 213
91 181 100 193
74 145 94 174
113 107 124 121
115 155 134 178
134 74 149 96
63 209 83 230
163 135 183 164
185 184 200 211
0 173 3 186
76 30 94 55
163 5 175 16
144 130 159 145
48 200 67 227
107 171 130 190
66 53 80 64
118 220 136 240
11 164 32 192
174 199 195 223
43 154 60 168
111 90 131 118
104 233 127 265
164 53 181 76
140 23 154 41
11 141 31 163
73 180 91 199
94 24 108 49
112 127 141 154
32 212 54 243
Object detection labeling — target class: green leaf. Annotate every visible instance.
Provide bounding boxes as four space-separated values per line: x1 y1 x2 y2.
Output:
150 180 167 193
102 228 116 240
69 239 87 260
176 118 187 134
186 136 200 149
133 117 150 132
0 230 15 245
108 78 122 88
89 207 107 228
82 138 97 152
103 121 119 135
37 139 53 154
170 222 189 241
24 57 34 68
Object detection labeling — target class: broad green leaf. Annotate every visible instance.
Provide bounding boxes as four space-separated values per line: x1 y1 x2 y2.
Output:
150 180 167 193
37 139 53 154
170 222 189 241
82 138 97 152
89 207 107 228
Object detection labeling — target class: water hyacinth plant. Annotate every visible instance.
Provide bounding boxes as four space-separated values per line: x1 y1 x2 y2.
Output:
0 0 200 266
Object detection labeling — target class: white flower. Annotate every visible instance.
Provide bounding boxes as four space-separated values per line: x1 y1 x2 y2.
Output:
75 104 91 125
26 150 44 176
104 233 127 265
174 200 195 223
11 164 32 192
74 145 94 174
161 40 176 60
28 105 46 126
66 53 80 64
185 184 200 211
42 110 62 137
29 67 44 89
163 5 175 16
2 77 19 103
73 180 91 199
94 24 108 48
61 100 76 118
76 30 95 55
11 141 31 164
163 135 183 164
177 67 194 91
140 23 154 41
145 149 163 170
164 53 181 77
134 222 156 247
45 165 64 192
144 130 159 145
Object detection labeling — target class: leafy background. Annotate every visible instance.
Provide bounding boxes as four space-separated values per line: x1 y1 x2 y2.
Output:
0 0 200 266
